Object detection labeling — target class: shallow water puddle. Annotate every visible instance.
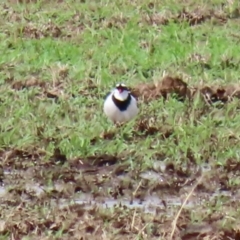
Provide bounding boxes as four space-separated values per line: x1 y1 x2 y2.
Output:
1 166 233 215
0 180 204 214
0 186 6 197
70 194 197 215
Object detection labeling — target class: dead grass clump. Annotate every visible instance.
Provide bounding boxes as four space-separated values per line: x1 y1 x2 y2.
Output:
1 147 45 168
135 118 159 136
192 84 240 106
102 16 129 29
2 4 22 23
175 8 212 26
175 7 228 26
90 131 116 145
224 158 240 173
134 117 174 140
78 79 98 97
188 53 211 69
9 64 71 100
65 13 85 37
10 77 65 101
142 13 170 26
11 77 46 90
142 7 227 27
21 22 62 39
225 84 240 99
220 56 239 70
198 86 229 105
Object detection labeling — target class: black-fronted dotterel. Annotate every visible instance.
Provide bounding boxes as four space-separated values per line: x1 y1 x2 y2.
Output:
103 83 139 123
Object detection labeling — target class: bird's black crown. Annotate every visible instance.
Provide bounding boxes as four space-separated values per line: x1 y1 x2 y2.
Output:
115 83 129 92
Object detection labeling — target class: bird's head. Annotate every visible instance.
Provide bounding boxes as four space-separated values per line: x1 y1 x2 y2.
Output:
113 83 130 101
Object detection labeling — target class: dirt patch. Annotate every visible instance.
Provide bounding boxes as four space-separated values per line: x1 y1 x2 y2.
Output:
20 22 62 39
101 15 129 29
188 53 211 69
6 64 71 100
0 147 46 169
134 117 174 139
60 13 86 38
175 7 227 26
132 75 240 106
131 76 191 103
142 6 228 27
9 77 47 90
142 12 170 26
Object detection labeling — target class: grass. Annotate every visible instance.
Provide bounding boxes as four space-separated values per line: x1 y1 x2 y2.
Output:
1 0 240 239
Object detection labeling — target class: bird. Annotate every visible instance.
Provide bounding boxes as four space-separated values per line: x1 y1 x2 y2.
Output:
103 83 139 124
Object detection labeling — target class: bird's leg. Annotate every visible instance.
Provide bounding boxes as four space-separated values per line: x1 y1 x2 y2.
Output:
114 121 124 128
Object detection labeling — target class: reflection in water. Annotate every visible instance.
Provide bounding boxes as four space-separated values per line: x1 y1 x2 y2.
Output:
1 165 233 215
61 193 201 215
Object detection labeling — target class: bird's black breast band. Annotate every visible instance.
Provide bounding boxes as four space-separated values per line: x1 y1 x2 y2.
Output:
112 94 131 111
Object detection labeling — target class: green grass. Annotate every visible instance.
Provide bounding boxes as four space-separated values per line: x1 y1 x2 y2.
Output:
1 0 240 239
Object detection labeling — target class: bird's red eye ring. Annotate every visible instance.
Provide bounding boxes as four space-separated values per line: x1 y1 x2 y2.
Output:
116 84 128 93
